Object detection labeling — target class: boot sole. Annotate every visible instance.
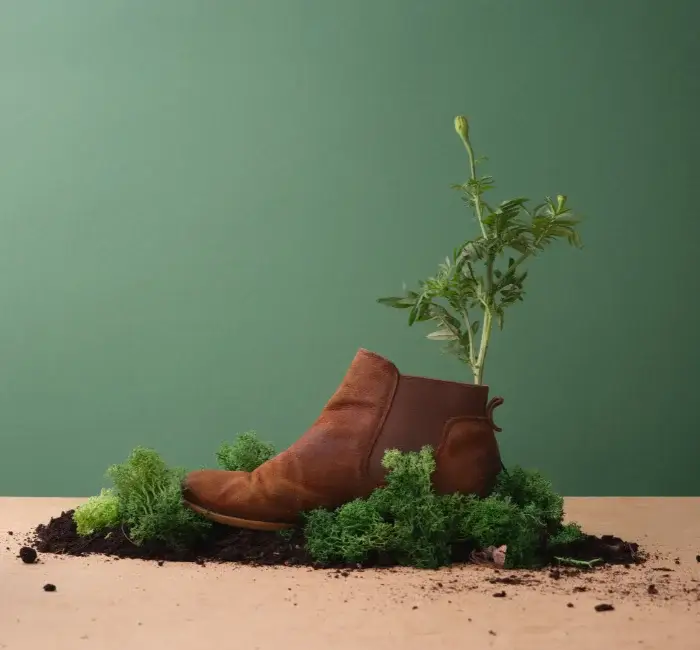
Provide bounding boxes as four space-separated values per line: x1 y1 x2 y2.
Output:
183 500 295 531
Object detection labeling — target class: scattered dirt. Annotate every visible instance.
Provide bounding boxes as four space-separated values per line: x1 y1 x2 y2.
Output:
489 575 527 585
31 509 644 573
547 534 641 566
19 546 38 564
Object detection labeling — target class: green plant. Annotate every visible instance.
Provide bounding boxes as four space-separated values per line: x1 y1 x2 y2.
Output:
105 447 211 547
303 447 578 570
491 465 564 534
216 430 277 472
378 115 583 384
304 446 461 568
72 432 276 546
548 521 586 547
73 488 121 536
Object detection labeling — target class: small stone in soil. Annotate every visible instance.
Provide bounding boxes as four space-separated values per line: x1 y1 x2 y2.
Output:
8 531 13 535
567 603 574 608
43 583 57 592
19 547 38 564
696 555 700 563
648 584 658 595
488 630 497 636
594 603 614 612
493 590 507 598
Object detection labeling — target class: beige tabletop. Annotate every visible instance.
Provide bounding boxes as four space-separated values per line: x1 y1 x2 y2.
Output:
1 497 698 650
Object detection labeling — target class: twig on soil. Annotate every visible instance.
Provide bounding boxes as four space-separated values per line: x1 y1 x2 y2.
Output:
121 524 138 547
554 556 603 569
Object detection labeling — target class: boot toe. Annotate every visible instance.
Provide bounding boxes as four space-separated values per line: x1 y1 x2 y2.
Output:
180 471 205 509
180 475 200 508
181 468 256 517
180 469 229 512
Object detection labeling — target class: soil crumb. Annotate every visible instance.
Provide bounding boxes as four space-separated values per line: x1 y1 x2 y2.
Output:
19 546 38 564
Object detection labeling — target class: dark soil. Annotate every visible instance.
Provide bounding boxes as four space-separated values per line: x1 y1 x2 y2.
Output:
19 546 38 564
31 509 644 571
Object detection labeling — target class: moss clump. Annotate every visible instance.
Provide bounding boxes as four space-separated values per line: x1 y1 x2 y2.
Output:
106 447 212 547
304 446 583 569
72 432 276 545
548 521 586 547
305 447 469 568
72 447 211 547
73 488 121 536
216 431 277 472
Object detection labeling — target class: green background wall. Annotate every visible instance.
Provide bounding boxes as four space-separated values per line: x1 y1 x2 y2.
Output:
1 1 698 497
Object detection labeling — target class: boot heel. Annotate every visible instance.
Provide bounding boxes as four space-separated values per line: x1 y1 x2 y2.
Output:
432 415 503 498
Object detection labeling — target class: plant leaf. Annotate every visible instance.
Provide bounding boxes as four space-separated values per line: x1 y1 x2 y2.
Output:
377 296 416 309
426 329 459 341
495 308 505 330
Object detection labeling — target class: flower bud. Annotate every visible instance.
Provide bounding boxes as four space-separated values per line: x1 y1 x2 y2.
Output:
454 115 469 142
556 194 567 211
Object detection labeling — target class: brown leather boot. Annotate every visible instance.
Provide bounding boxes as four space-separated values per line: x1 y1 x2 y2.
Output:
182 348 504 530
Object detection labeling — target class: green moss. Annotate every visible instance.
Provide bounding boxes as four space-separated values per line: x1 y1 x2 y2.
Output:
73 488 121 536
304 447 581 570
305 447 470 568
73 430 277 546
491 466 565 533
216 431 277 472
105 447 211 547
548 521 586 547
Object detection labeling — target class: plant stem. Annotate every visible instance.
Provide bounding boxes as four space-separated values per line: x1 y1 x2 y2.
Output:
463 138 488 239
460 308 477 368
461 133 495 384
473 307 493 384
554 556 603 569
